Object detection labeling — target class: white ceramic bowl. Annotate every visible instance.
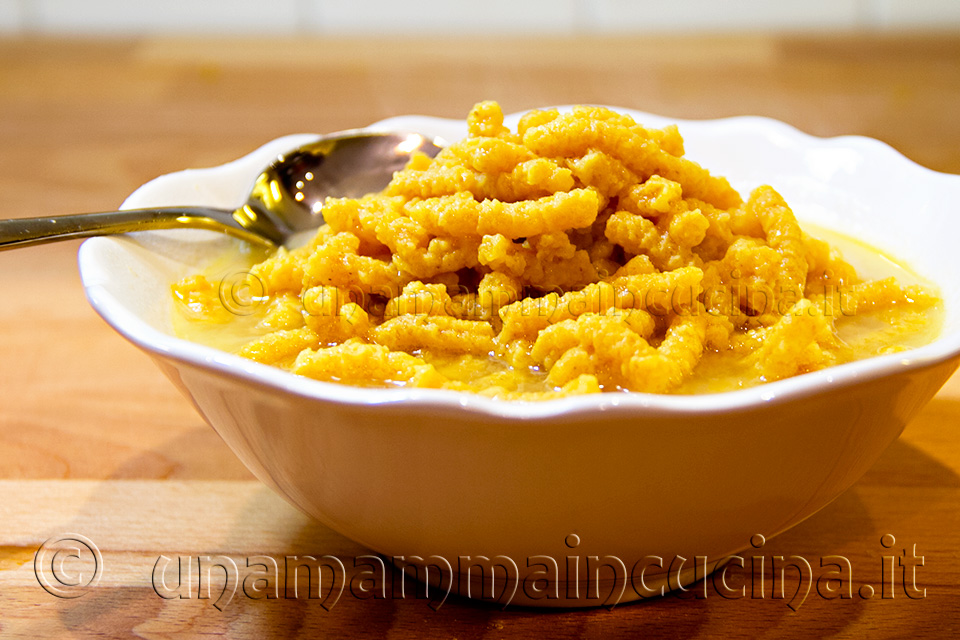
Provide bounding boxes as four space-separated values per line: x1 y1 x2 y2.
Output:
78 109 960 607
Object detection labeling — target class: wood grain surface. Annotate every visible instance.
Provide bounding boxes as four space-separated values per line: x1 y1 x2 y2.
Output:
1 34 959 639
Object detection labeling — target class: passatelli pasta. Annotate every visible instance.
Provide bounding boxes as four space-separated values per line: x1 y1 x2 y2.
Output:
173 101 941 399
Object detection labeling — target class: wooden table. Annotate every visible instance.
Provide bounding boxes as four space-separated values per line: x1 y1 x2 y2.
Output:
1 34 959 638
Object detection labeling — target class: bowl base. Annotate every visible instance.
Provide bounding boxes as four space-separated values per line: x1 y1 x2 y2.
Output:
388 554 728 609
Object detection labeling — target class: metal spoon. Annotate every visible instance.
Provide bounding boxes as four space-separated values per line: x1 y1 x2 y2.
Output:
0 131 443 250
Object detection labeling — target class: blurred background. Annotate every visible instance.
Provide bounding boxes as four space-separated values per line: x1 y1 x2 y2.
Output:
1 0 959 34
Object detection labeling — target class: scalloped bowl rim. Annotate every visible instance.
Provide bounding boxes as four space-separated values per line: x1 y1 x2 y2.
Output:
78 107 960 421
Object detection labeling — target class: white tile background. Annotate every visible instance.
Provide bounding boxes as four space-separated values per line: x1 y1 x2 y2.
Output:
0 0 958 34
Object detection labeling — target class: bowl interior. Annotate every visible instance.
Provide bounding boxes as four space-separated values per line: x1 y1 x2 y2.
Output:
78 109 960 416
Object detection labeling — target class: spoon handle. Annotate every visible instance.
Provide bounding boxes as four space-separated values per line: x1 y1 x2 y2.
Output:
0 207 275 250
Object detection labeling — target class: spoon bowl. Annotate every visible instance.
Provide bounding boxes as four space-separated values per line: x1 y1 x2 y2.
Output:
0 131 443 250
